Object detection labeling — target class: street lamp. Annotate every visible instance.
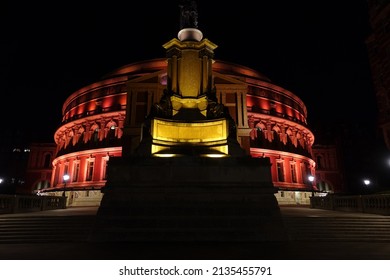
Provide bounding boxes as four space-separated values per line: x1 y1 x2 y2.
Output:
308 175 315 197
62 174 70 197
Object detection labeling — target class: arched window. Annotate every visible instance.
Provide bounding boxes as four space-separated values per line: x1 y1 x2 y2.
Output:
90 123 99 142
108 125 116 140
93 128 99 142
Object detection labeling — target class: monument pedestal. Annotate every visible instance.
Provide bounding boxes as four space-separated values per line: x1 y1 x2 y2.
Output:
89 156 287 243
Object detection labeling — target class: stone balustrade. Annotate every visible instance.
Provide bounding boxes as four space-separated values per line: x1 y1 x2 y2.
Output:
0 195 66 214
2 193 390 216
311 194 390 215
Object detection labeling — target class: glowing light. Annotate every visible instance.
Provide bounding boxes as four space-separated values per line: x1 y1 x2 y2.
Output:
154 154 177 158
363 179 370 186
63 174 70 181
202 154 226 158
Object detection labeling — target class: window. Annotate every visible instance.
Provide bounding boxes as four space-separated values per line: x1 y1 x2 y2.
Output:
301 162 311 184
93 129 99 142
86 160 94 181
73 161 80 182
277 161 284 182
102 156 109 180
290 163 297 183
108 125 116 140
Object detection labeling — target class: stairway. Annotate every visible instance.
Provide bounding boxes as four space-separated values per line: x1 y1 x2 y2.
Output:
0 215 96 244
1 208 390 244
282 216 390 242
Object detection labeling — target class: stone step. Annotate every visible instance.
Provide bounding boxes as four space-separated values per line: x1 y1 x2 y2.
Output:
2 211 390 244
282 216 390 241
0 216 96 243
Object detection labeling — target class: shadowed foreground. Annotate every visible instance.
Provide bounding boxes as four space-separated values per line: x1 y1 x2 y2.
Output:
1 206 390 260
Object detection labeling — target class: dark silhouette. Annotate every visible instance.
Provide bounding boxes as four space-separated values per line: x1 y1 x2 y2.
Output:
179 0 198 29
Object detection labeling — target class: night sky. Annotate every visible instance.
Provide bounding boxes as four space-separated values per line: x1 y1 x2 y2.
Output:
2 0 377 144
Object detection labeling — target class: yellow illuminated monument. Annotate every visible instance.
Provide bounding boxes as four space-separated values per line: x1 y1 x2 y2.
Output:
133 14 245 158
90 1 287 247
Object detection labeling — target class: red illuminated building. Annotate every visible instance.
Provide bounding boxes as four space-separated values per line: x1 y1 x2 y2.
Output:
23 4 349 205
27 57 330 206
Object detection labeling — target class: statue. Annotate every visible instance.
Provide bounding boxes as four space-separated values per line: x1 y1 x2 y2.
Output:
179 0 198 29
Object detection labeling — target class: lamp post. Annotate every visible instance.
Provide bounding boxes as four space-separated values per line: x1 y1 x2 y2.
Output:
308 175 315 197
363 179 371 186
62 174 70 197
363 178 371 194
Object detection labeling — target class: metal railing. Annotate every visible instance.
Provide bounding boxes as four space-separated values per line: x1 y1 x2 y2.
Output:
0 195 66 214
3 193 390 216
311 194 390 215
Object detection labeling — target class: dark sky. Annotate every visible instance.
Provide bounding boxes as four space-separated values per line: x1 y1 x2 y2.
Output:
2 0 377 144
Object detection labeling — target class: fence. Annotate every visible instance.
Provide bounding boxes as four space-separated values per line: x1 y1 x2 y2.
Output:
3 193 390 216
0 194 66 214
311 194 390 215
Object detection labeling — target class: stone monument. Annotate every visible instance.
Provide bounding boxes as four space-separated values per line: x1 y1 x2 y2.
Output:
89 1 287 243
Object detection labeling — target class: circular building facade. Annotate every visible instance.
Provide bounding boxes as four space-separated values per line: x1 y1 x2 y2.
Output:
45 58 315 206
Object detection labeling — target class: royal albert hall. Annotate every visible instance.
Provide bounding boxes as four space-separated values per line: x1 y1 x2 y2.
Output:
40 51 319 207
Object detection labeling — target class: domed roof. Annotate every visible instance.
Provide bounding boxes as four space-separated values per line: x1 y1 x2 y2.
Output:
102 58 271 83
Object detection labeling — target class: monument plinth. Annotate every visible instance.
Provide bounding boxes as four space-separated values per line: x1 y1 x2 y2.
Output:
89 156 286 242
